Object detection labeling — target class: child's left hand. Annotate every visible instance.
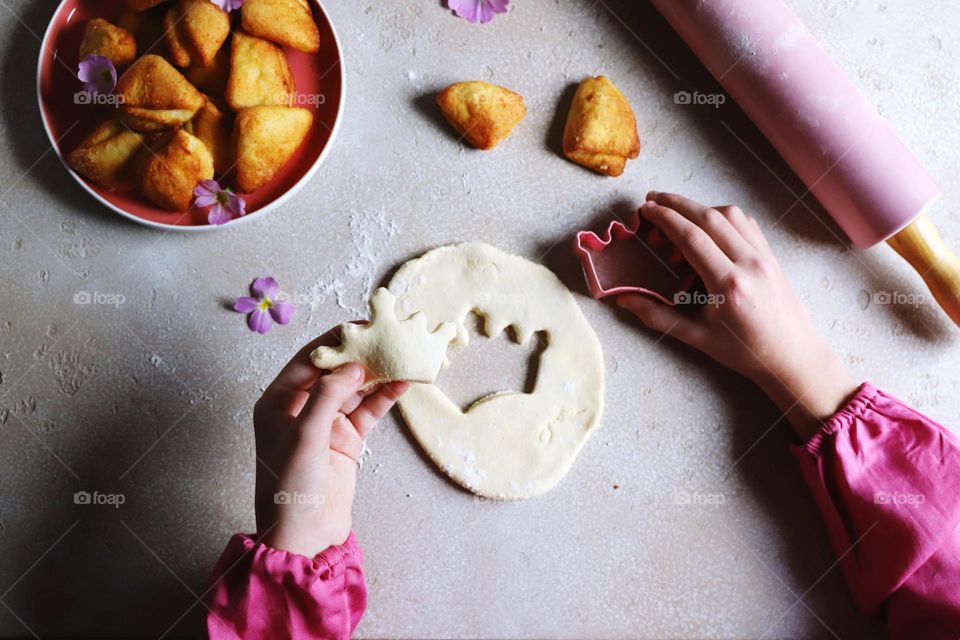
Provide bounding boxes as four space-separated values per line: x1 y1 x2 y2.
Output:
252 329 409 557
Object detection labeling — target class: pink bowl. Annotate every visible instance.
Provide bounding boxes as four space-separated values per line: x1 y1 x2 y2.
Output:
37 0 344 231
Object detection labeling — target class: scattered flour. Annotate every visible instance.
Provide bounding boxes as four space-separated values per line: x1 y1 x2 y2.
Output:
358 441 372 469
301 208 399 317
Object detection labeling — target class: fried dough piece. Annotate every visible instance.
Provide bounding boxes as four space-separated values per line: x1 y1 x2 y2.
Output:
562 76 640 177
179 0 231 67
117 55 204 131
436 81 527 150
163 7 194 67
134 129 215 211
79 19 137 71
234 106 312 192
186 45 230 95
226 32 295 111
127 0 166 11
67 120 144 190
240 0 320 53
186 98 233 174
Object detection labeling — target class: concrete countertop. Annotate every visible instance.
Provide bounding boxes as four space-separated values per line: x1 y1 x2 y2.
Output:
2 0 958 637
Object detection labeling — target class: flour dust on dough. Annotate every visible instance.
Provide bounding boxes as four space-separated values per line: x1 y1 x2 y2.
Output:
388 242 604 500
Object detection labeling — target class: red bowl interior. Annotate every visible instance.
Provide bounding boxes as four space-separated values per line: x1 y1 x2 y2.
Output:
38 0 343 228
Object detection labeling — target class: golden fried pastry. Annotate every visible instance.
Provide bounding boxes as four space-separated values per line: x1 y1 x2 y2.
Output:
163 7 194 67
186 45 231 95
67 120 144 189
117 55 204 131
179 0 231 67
226 32 295 111
562 76 640 177
436 81 527 150
234 106 312 192
79 19 137 71
134 129 215 211
186 98 233 174
127 0 166 11
240 0 320 53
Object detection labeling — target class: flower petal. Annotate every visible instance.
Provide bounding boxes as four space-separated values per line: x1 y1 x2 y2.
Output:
78 55 117 94
225 191 247 217
210 0 243 11
194 194 218 209
207 204 232 225
248 308 273 334
269 300 296 325
478 0 508 22
448 0 481 23
251 277 278 300
194 179 220 199
233 296 259 313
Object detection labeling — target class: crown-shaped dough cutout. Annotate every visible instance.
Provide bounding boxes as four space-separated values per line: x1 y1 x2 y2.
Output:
310 288 457 389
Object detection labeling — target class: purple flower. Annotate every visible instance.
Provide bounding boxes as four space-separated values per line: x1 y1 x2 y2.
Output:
78 55 117 96
209 0 243 12
447 0 509 24
234 277 296 335
194 179 246 225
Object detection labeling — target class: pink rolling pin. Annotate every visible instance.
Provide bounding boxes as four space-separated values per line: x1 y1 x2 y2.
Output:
650 0 960 326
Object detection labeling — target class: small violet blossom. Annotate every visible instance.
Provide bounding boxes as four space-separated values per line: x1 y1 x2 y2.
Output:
77 55 117 96
448 0 509 24
210 0 243 12
194 179 246 226
234 277 295 335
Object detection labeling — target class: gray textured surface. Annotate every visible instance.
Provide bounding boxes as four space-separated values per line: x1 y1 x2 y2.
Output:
2 0 958 638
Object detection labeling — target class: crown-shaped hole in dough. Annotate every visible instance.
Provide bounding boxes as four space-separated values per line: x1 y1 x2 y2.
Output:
434 311 548 412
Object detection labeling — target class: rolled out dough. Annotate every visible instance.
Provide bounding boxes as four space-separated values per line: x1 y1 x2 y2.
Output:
389 243 604 500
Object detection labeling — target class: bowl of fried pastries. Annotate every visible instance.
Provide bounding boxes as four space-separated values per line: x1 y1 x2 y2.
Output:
37 0 344 230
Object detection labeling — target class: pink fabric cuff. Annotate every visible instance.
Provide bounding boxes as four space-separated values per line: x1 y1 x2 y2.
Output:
205 532 367 640
791 382 960 615
228 532 364 580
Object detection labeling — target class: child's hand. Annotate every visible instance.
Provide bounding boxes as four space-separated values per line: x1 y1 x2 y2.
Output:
252 330 409 557
617 192 857 440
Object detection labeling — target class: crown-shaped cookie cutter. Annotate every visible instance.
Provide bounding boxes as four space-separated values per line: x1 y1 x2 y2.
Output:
573 210 699 305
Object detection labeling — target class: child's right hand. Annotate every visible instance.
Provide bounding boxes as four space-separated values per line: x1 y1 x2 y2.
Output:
252 330 408 557
617 192 857 440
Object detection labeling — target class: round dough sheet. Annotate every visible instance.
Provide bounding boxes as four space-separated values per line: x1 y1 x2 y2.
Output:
388 242 604 500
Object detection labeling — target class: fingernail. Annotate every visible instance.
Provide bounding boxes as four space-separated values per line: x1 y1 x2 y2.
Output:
340 363 364 380
642 200 658 210
647 190 659 199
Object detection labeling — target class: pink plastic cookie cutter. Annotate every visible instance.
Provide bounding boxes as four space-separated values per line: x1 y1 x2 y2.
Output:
573 210 699 305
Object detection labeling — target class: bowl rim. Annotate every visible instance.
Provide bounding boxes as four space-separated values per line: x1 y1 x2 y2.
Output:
35 0 345 233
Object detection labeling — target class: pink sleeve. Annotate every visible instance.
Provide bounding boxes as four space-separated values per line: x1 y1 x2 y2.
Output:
203 532 367 640
792 382 960 639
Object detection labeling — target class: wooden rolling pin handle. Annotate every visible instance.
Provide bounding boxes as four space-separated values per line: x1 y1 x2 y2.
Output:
886 213 960 327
